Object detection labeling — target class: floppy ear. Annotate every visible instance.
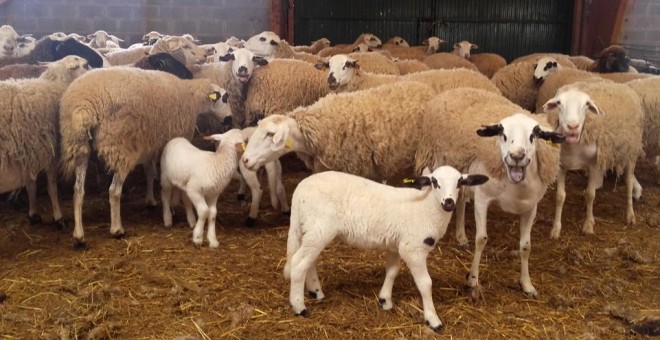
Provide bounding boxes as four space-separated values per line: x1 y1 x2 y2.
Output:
314 59 329 70
543 98 561 112
203 134 223 142
471 44 479 50
219 53 235 62
453 43 460 50
253 56 269 66
586 99 604 115
271 125 289 151
403 176 433 190
533 125 566 144
476 124 503 137
458 174 489 187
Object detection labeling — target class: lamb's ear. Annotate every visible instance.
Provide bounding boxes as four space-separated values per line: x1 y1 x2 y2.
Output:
471 44 479 50
403 176 433 190
271 126 289 151
203 134 223 142
533 125 566 144
253 56 269 66
587 99 604 115
314 58 329 70
476 124 503 137
458 174 489 187
542 98 560 112
219 53 235 62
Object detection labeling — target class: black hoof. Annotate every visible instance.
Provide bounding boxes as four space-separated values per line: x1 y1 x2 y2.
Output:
308 291 317 299
53 219 67 230
237 194 246 201
112 231 125 239
282 210 291 217
426 320 444 332
296 309 310 318
0 291 7 303
145 204 157 211
28 214 42 225
245 217 256 227
378 298 386 306
73 240 86 250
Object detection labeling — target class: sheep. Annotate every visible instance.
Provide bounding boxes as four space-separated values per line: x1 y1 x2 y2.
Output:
292 38 330 54
161 129 246 248
0 55 90 226
511 53 577 68
0 25 18 58
104 46 151 65
0 36 107 68
383 36 410 47
469 53 507 78
415 88 565 301
142 31 164 44
344 51 400 75
628 77 660 182
202 42 233 63
283 166 488 331
241 81 437 181
59 67 233 247
225 36 245 48
243 32 320 64
588 45 630 73
107 36 207 67
133 53 193 79
597 72 653 83
13 35 36 58
317 33 382 57
320 54 499 95
491 58 567 112
384 37 445 61
541 82 644 238
395 59 430 75
423 53 479 72
567 55 595 70
535 68 609 113
87 30 124 49
0 63 47 80
451 40 478 59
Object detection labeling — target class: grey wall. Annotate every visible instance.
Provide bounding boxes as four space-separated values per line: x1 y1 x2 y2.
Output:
0 0 271 45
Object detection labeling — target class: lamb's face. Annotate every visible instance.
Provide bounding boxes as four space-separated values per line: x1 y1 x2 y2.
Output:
422 37 444 54
477 113 565 183
245 31 281 58
362 33 382 48
0 25 19 58
242 115 291 171
533 57 561 85
410 166 489 211
219 48 268 84
452 40 477 59
327 55 359 91
205 85 232 120
543 89 602 144
14 35 36 58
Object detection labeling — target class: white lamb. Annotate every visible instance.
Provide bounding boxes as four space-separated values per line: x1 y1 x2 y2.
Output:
284 166 489 332
160 129 246 248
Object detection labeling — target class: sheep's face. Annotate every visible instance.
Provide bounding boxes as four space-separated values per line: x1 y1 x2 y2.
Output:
477 113 565 183
13 35 36 58
326 55 359 91
351 43 372 53
219 48 269 84
533 57 562 85
205 85 232 120
87 30 110 48
204 129 247 153
361 33 382 48
543 89 603 144
245 31 281 58
452 40 478 59
422 37 444 54
242 115 291 171
59 55 90 79
387 36 410 47
0 25 19 58
408 166 489 212
205 43 233 63
597 46 630 73
142 31 163 42
153 36 208 65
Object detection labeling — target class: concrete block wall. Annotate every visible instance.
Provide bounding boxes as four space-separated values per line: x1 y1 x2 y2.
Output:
0 0 270 45
619 0 660 61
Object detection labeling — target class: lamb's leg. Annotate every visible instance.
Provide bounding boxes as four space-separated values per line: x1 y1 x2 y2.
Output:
181 191 196 229
109 173 127 238
187 191 209 246
455 192 469 248
236 173 247 202
239 162 262 227
266 160 289 214
401 250 442 332
626 164 636 225
582 166 602 235
289 243 326 317
519 206 538 298
467 199 489 303
305 262 324 300
378 251 402 310
161 178 173 227
550 168 567 239
72 162 88 247
143 158 158 208
25 179 41 224
205 195 220 248
46 164 64 227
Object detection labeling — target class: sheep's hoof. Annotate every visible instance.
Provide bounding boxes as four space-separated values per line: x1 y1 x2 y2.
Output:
426 321 444 333
465 285 481 304
111 230 126 239
378 297 386 306
308 291 317 299
245 217 256 227
237 194 246 201
73 239 86 250
296 309 310 318
145 203 157 211
28 214 42 225
458 242 470 251
378 297 393 310
53 219 67 230
282 210 291 217
633 195 644 203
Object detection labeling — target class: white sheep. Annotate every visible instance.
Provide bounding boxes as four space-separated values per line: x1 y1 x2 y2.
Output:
161 129 246 248
423 52 479 72
415 88 565 301
0 25 19 58
451 40 478 59
284 166 488 331
534 68 610 114
542 82 644 238
87 30 124 49
383 36 410 47
291 38 330 54
627 77 660 183
384 37 445 61
13 35 36 58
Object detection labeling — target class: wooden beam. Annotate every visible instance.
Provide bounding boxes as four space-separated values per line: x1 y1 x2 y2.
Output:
610 0 632 45
270 0 283 37
571 0 583 55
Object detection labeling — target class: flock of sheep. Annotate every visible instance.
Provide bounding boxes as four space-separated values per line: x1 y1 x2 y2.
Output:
1 24 659 332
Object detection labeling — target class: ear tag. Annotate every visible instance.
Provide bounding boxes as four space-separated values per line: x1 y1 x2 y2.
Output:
545 140 559 148
241 142 247 152
208 92 218 101
285 139 292 149
402 178 414 184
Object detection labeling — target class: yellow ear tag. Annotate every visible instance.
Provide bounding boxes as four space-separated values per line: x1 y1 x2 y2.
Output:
208 92 218 101
402 178 414 184
285 139 292 149
545 140 559 148
241 142 246 152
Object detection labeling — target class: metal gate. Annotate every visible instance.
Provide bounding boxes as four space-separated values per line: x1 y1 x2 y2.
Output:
293 0 574 61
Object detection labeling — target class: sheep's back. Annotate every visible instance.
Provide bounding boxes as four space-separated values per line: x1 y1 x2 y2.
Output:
536 68 607 113
491 62 538 112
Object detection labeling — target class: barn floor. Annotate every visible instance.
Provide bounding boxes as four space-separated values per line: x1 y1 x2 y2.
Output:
1 158 658 339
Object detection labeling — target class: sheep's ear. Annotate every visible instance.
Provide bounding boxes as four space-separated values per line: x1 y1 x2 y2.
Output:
314 59 329 70
208 91 221 102
252 56 269 66
221 92 229 103
476 124 503 137
271 127 289 151
352 46 361 52
587 99 604 115
471 44 479 50
345 60 359 69
403 176 433 190
458 174 489 187
219 53 235 62
543 98 560 112
533 126 566 144
421 39 429 46
203 134 223 142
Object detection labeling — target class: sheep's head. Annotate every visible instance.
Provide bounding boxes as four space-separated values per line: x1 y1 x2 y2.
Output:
351 43 372 53
477 113 565 183
452 40 478 59
219 48 268 84
87 30 109 48
151 36 208 66
542 88 603 144
142 31 164 42
226 36 245 48
67 33 87 43
361 33 382 48
13 34 36 58
49 32 68 40
204 85 232 120
245 31 281 58
533 57 562 85
203 128 247 153
41 55 90 83
386 36 410 47
321 54 359 91
312 38 331 48
205 42 233 63
422 37 445 54
594 45 629 73
182 33 200 44
242 114 293 170
405 166 488 212
0 25 19 58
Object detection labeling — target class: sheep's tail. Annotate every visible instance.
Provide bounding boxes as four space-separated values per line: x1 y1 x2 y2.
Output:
59 104 100 179
283 202 303 281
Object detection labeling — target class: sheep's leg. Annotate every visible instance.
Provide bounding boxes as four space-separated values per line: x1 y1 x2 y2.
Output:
550 168 567 239
108 173 127 238
25 179 41 224
626 164 636 226
289 243 326 317
632 175 642 201
378 251 402 310
181 191 196 229
455 191 469 248
239 162 262 227
305 262 324 300
236 174 248 202
73 162 88 247
46 164 64 227
266 160 289 214
143 158 158 208
205 194 220 248
519 206 538 298
467 199 489 303
582 166 602 235
161 179 173 227
401 250 442 332
188 191 209 246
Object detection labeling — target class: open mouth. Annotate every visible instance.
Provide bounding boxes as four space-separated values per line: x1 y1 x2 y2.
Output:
564 131 581 144
507 165 527 183
533 77 544 86
236 74 250 83
328 82 339 90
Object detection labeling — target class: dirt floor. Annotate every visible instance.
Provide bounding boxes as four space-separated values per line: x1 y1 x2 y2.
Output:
1 157 659 339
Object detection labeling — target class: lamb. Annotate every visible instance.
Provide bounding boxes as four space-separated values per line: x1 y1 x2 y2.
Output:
415 88 565 301
628 77 660 182
0 36 107 68
0 56 90 227
451 40 478 59
87 30 124 49
423 53 479 72
161 129 246 248
535 68 608 113
292 38 330 54
469 53 507 78
542 82 644 238
241 81 437 181
383 36 410 47
588 45 630 73
395 59 430 75
283 167 488 331
59 67 232 246
317 33 382 57
0 25 18 58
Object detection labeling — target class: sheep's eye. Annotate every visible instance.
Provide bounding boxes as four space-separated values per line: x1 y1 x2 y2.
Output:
502 134 507 142
266 132 275 138
259 37 266 42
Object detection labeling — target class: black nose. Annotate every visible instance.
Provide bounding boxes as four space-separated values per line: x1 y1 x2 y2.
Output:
328 73 336 84
442 198 455 212
533 76 544 85
238 66 247 74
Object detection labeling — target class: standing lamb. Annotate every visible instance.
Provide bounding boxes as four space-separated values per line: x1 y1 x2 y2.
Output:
542 82 644 238
284 167 488 331
161 129 246 248
59 67 232 247
415 88 565 301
